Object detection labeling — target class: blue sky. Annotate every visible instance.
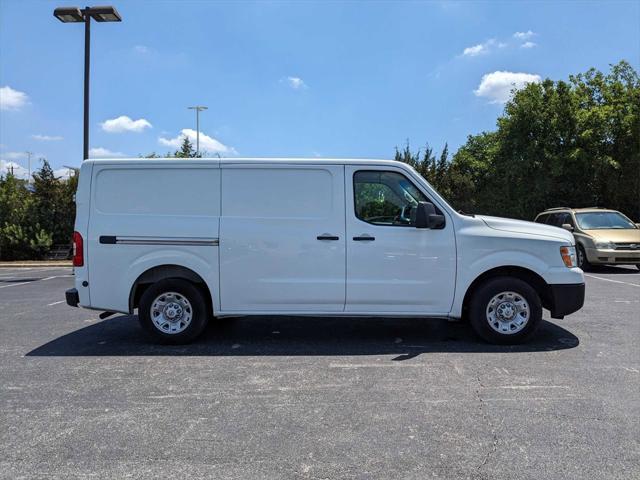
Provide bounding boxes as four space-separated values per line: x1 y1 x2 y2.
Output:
1 0 639 177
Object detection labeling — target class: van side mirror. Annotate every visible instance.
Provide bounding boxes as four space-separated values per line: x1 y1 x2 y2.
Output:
414 202 445 229
561 223 574 232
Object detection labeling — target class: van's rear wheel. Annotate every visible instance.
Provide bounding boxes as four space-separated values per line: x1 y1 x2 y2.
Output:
138 279 208 344
469 277 542 344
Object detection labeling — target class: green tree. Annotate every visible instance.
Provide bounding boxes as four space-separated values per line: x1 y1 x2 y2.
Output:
29 159 59 240
56 173 78 245
0 160 77 260
0 172 34 260
396 61 640 221
174 135 201 158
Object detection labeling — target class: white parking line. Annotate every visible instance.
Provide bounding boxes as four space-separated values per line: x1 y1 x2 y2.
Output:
0 275 72 290
0 281 34 289
47 300 65 306
584 274 640 288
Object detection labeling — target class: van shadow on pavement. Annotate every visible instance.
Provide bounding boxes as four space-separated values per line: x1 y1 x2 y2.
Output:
27 315 579 358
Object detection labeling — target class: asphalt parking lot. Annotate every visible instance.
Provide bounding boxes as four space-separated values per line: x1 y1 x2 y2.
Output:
0 266 638 479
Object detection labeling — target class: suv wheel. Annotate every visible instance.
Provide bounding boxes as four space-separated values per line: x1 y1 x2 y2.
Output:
469 277 542 345
138 278 208 344
577 244 590 271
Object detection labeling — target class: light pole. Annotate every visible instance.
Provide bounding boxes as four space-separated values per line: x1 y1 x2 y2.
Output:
54 6 122 161
188 105 208 156
25 151 33 183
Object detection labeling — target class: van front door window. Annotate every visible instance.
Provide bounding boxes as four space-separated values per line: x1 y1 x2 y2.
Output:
353 171 428 226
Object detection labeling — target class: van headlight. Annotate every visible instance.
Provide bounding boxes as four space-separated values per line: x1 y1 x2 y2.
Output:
595 241 616 250
560 246 577 268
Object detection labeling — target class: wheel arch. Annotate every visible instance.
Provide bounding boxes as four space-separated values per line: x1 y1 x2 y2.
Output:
461 265 552 317
129 264 214 315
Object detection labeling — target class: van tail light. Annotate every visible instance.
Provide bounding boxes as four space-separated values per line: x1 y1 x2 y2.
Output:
72 231 84 267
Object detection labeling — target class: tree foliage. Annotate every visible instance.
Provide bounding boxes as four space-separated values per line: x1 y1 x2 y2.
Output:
0 160 77 260
142 136 201 159
174 136 201 158
396 61 640 220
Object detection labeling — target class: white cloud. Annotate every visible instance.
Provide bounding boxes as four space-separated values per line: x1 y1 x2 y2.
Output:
520 41 537 49
283 76 308 89
474 71 542 104
513 30 535 40
463 43 489 57
461 39 506 57
158 129 236 155
0 86 29 111
32 134 64 141
53 167 74 179
101 115 152 133
89 147 126 157
0 159 73 180
134 45 149 54
4 151 27 160
0 160 28 179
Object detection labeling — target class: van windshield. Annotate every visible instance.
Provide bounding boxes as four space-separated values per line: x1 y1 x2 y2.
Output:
575 212 637 230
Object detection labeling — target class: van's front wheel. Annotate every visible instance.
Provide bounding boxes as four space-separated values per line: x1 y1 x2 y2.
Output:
469 277 542 345
138 279 208 344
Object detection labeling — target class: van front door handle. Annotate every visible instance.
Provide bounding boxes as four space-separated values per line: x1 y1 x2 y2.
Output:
317 235 340 241
353 235 375 241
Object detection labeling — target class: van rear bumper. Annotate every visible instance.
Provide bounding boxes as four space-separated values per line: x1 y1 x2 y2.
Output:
66 288 80 307
548 283 585 319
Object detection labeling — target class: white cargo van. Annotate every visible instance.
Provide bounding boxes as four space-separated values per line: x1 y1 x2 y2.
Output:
66 158 585 344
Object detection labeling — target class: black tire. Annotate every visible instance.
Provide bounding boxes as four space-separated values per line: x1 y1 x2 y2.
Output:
577 244 590 271
138 278 208 344
469 277 542 345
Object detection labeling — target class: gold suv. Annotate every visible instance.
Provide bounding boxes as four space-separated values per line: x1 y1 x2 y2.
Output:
534 207 640 271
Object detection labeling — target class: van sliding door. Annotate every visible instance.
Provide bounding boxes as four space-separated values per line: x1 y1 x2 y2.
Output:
219 164 346 312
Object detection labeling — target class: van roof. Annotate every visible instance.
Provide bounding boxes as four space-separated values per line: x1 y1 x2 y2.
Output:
84 157 407 167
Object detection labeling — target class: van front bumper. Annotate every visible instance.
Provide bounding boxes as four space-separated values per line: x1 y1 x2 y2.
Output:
548 283 585 319
66 288 79 307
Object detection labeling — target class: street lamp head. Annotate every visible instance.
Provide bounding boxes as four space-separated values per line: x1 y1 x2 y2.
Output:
53 7 84 22
188 106 208 111
87 6 122 22
53 5 122 23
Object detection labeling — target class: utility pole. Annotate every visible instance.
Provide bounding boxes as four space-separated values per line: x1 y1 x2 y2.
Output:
26 151 33 183
188 105 208 156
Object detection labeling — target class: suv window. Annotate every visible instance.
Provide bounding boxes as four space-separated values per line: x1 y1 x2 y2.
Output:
546 213 559 226
353 170 430 226
535 213 550 224
560 213 575 227
547 212 566 227
545 212 574 228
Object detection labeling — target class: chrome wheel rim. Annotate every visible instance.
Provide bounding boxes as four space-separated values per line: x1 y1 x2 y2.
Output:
486 291 529 335
150 291 193 334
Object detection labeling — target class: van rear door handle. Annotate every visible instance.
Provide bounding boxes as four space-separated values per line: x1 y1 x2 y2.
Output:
353 235 375 241
317 235 340 241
